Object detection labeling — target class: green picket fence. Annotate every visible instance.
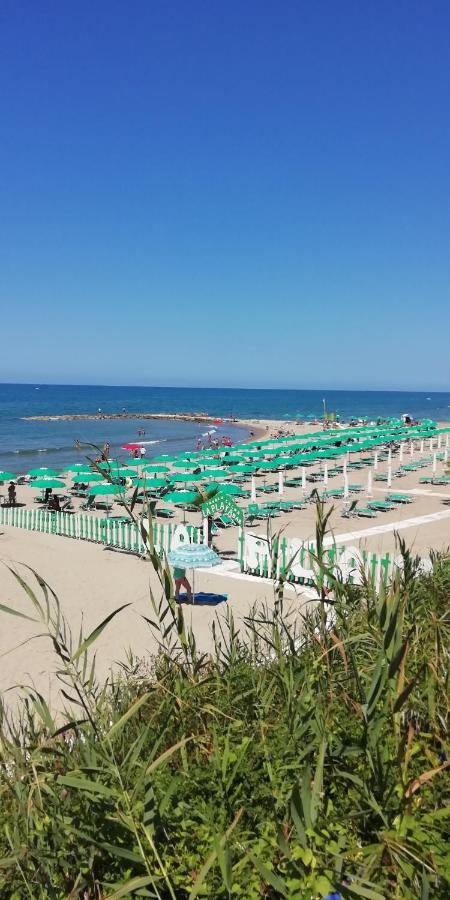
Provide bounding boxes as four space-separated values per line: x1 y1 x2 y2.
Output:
0 506 202 556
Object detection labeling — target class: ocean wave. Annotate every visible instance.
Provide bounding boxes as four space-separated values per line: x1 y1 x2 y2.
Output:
138 440 161 445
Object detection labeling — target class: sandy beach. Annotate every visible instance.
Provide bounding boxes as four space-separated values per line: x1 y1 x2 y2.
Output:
1 417 449 709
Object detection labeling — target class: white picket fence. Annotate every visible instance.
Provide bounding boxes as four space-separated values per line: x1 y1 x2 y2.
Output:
240 531 430 589
0 506 203 556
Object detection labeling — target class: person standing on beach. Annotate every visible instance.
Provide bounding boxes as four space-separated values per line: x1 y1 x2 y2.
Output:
102 442 110 461
173 566 193 603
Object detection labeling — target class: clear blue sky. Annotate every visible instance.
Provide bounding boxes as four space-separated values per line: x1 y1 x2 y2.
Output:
1 1 449 390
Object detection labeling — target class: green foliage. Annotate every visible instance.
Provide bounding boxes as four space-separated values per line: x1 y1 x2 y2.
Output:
0 500 449 898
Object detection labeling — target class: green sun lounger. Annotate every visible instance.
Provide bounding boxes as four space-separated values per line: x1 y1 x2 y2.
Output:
368 500 395 511
385 493 413 504
356 507 378 518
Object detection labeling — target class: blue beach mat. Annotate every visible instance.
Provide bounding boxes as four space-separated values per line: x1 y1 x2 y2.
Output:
179 591 228 606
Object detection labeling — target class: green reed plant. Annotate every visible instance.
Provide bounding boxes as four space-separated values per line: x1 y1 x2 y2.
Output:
0 480 449 897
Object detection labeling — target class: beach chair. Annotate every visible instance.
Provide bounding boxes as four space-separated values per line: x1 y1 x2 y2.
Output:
81 496 96 511
356 507 378 518
155 507 175 518
214 514 234 528
368 500 395 512
385 493 413 504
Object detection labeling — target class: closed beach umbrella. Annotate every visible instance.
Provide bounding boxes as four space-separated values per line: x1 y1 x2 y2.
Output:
167 543 221 603
0 471 17 482
250 474 257 501
410 442 414 458
343 473 349 499
432 453 437 474
31 478 65 489
278 470 284 495
28 467 60 478
387 465 392 488
367 470 373 497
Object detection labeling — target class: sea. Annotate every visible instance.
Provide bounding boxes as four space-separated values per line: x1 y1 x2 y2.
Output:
0 383 449 474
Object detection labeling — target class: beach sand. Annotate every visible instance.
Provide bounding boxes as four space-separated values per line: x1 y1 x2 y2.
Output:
1 418 449 710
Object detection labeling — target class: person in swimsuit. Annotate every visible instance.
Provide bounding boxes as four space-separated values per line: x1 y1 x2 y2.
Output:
173 566 193 603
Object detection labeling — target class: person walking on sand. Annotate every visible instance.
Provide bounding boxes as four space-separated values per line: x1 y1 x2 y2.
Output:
173 565 193 603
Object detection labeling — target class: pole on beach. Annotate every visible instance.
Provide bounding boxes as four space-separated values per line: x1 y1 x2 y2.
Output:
420 439 424 454
367 469 373 497
278 470 284 496
388 447 392 465
374 452 378 470
399 443 404 462
250 474 256 502
432 453 437 474
343 473 349 498
429 438 433 451
301 467 306 495
203 515 209 545
410 441 414 458
446 434 449 450
444 448 449 464
323 464 328 486
387 464 392 488
438 434 442 449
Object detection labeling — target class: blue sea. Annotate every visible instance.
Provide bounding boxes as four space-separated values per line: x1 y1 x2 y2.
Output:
0 383 449 474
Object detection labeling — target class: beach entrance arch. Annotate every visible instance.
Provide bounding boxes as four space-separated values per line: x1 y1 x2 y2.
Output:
201 491 245 561
201 491 244 526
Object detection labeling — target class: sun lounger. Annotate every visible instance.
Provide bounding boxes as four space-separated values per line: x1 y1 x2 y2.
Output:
356 507 378 518
386 493 413 504
155 507 175 518
368 500 395 511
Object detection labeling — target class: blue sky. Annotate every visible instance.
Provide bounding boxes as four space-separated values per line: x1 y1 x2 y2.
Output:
1 1 449 390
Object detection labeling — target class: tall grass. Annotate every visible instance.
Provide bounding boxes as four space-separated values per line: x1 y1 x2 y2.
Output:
0 496 449 898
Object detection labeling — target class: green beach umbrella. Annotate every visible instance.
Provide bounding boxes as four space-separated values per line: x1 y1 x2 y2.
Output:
99 465 136 478
164 490 200 505
199 457 223 467
28 467 60 477
215 483 245 496
170 471 206 483
134 477 168 489
31 479 65 489
200 468 231 479
72 471 104 482
172 460 201 470
87 483 125 496
228 464 255 473
0 471 17 481
142 464 170 474
63 463 94 473
153 454 178 462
